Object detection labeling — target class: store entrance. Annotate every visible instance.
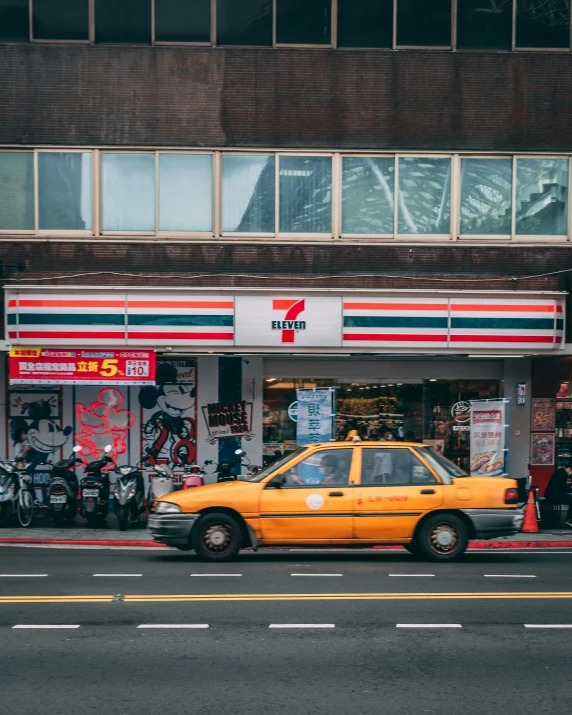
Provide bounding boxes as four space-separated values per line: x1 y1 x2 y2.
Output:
263 377 499 472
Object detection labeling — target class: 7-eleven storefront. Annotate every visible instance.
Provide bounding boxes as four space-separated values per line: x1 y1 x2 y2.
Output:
2 287 565 486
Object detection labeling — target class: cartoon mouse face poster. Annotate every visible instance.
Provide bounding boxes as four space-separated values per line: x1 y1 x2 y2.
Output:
138 360 197 471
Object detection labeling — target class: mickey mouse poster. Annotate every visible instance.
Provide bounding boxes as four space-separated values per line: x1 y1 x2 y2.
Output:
138 360 197 468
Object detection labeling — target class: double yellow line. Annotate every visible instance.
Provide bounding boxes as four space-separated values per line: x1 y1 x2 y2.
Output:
2 591 572 603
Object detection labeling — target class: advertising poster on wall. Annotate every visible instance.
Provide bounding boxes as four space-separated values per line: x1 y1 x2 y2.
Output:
531 398 555 432
530 432 555 466
9 348 156 385
201 400 254 445
469 400 507 476
296 388 335 446
139 361 197 482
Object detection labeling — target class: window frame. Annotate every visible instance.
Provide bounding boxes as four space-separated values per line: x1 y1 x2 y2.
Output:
357 445 442 486
0 148 96 236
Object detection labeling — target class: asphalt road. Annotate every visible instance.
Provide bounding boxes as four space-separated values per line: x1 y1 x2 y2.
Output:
1 546 571 715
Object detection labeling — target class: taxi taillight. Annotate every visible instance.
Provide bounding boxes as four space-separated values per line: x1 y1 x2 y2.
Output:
504 488 518 504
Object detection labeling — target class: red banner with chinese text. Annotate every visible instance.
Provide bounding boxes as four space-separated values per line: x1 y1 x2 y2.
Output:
9 348 156 385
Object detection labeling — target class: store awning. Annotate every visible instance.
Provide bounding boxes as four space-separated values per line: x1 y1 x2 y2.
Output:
4 287 566 355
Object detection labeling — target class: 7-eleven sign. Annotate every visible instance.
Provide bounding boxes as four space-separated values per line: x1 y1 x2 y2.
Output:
271 299 306 343
234 296 342 347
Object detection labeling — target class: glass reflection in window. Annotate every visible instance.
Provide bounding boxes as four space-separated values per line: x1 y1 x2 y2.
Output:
516 0 570 48
516 158 569 235
158 154 212 232
0 152 34 230
38 152 92 231
222 155 275 233
460 158 512 235
217 0 273 45
279 156 332 233
398 157 451 234
102 153 156 231
456 0 512 50
342 157 394 234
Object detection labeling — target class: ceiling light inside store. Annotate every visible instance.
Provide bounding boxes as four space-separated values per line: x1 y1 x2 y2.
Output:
265 378 278 383
429 379 438 382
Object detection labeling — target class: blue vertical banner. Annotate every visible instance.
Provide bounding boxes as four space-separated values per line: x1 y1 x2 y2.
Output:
296 388 335 446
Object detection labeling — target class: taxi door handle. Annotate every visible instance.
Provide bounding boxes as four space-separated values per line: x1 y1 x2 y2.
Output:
329 491 344 497
420 489 436 495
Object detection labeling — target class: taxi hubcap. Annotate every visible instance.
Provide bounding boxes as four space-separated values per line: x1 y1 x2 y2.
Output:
203 524 231 552
430 524 458 552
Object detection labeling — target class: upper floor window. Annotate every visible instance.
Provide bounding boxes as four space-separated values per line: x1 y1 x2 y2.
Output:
216 0 273 45
0 149 570 241
515 0 571 48
0 0 29 41
396 0 452 47
32 0 90 41
457 0 512 50
155 0 211 43
276 0 331 45
95 0 151 44
337 0 393 48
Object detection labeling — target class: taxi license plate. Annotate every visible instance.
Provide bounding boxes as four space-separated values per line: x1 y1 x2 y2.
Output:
83 489 99 498
50 495 67 504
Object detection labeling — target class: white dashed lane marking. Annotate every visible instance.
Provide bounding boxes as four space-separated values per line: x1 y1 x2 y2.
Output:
396 624 462 628
0 574 48 577
93 574 143 577
484 574 536 578
269 624 336 629
137 624 209 629
290 573 343 577
190 574 243 577
388 574 435 577
524 624 572 629
12 625 80 629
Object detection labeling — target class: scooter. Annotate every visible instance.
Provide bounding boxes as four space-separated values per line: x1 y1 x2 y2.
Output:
148 463 175 513
79 445 113 527
114 461 145 531
181 463 205 490
0 459 35 528
47 445 83 526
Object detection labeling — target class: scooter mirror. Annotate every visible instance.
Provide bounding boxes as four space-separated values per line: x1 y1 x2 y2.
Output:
72 445 82 453
235 449 245 456
104 444 112 453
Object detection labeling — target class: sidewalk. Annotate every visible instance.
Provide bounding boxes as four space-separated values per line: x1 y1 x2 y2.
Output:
1 522 571 549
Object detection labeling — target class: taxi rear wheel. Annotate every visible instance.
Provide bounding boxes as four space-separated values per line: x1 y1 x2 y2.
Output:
417 513 468 562
192 512 241 562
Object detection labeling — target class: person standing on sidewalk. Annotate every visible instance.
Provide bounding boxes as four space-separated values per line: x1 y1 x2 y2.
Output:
545 462 572 528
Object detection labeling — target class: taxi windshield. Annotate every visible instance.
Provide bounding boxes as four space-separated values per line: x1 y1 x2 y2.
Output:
246 447 308 482
414 447 467 484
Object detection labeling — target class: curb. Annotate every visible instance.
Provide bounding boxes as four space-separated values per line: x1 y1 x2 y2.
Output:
1 538 572 549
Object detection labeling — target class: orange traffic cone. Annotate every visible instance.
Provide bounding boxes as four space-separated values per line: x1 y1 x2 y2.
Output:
522 490 539 533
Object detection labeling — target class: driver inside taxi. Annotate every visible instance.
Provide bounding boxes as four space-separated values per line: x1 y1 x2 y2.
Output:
286 454 348 486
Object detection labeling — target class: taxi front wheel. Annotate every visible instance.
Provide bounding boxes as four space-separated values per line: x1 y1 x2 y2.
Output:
417 513 468 562
192 512 242 562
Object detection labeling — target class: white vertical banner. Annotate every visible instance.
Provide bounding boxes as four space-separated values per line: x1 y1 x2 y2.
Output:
469 399 508 477
296 388 336 446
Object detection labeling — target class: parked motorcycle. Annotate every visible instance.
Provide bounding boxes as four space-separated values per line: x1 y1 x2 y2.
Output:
47 445 83 527
114 461 145 531
0 460 35 527
79 445 113 527
148 463 175 514
204 449 261 483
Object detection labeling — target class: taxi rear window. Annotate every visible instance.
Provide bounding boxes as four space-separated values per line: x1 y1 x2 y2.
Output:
414 447 467 484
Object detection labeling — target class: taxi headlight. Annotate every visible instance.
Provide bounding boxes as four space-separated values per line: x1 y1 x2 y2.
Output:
154 501 181 514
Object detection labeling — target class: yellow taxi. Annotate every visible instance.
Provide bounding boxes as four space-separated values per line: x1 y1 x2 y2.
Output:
148 441 525 562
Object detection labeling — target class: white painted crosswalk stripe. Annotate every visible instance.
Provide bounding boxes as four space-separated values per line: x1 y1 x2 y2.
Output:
524 624 572 629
